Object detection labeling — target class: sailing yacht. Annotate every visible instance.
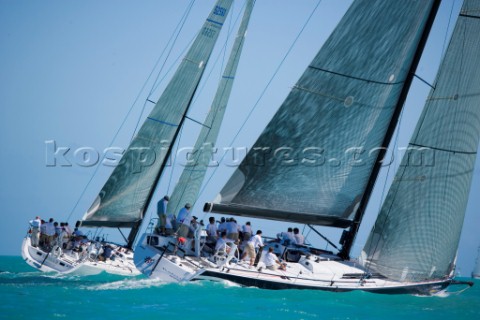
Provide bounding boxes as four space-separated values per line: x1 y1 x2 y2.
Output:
21 233 138 276
133 0 479 294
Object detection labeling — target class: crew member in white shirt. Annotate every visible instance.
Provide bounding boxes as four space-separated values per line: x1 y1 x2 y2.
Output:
177 203 192 238
277 227 296 245
206 217 218 244
29 216 41 247
242 230 264 266
242 222 252 242
293 228 305 245
264 246 286 271
226 218 239 242
215 232 231 254
45 218 56 247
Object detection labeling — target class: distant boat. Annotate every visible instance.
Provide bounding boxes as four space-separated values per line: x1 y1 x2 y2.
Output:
133 0 479 295
473 247 480 279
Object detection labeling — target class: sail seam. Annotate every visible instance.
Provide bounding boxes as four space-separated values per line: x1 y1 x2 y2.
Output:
409 143 477 155
427 95 458 101
293 85 395 109
183 168 207 172
308 66 404 85
147 117 179 127
183 57 204 66
293 85 344 102
393 169 474 182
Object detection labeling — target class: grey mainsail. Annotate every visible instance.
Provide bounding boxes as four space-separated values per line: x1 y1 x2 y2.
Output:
361 0 480 282
167 0 255 217
206 0 438 227
80 0 233 245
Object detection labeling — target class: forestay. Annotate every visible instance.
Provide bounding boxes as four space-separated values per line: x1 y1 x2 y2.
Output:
206 0 437 227
362 0 480 282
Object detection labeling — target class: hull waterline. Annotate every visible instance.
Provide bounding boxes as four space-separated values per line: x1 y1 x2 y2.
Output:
22 236 140 276
134 233 465 295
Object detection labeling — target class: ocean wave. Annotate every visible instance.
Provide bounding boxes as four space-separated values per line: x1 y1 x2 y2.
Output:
82 278 166 291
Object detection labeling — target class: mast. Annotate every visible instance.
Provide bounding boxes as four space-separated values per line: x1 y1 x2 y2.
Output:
80 0 233 248
337 0 441 260
126 100 191 248
205 0 444 238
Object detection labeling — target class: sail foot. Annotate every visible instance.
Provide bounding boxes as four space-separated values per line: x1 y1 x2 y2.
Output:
80 220 140 228
204 202 352 228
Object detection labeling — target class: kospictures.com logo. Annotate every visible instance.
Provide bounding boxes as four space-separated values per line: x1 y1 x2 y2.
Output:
45 140 436 173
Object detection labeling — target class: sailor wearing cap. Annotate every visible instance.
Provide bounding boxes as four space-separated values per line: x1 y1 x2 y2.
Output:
188 216 199 238
176 203 192 238
157 195 169 234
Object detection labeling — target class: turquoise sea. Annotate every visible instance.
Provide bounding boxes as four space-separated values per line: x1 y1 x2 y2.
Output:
1 256 479 320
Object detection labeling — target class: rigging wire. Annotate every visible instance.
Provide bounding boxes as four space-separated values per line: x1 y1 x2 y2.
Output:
167 125 185 195
361 106 405 273
197 0 324 199
378 112 404 211
145 2 244 220
362 121 409 274
162 3 242 198
65 1 196 223
441 0 456 57
188 0 243 110
170 1 250 220
131 0 196 140
145 0 242 106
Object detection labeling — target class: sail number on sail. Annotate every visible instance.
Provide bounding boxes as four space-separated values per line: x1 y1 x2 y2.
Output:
213 6 227 16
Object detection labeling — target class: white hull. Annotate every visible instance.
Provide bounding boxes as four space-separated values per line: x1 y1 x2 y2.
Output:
134 233 455 294
81 252 140 276
134 233 205 282
22 236 140 276
21 237 82 274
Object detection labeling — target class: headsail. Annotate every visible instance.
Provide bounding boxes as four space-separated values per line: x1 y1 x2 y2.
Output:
205 0 438 228
361 0 480 282
167 0 255 216
80 0 233 242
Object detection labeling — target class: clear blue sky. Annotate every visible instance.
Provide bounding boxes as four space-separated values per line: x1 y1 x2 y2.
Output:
1 0 478 275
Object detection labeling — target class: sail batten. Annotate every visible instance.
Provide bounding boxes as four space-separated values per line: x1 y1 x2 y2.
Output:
307 66 405 86
208 0 437 226
80 0 233 230
362 0 480 282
